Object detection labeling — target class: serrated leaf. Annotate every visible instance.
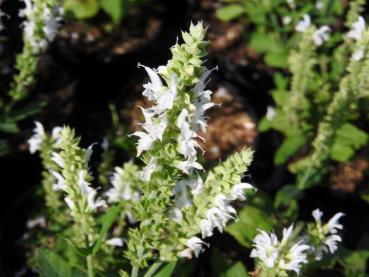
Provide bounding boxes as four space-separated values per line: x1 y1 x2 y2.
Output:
100 0 123 24
216 5 244 21
37 249 86 277
331 123 368 162
225 206 272 247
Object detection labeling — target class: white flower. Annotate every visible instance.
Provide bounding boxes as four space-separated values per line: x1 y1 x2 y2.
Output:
51 126 62 144
296 14 311 33
131 109 168 156
176 157 203 174
250 225 310 274
200 195 237 238
64 197 74 210
250 230 279 267
51 171 67 191
27 216 46 229
311 209 344 260
266 106 276 120
176 109 201 158
42 7 62 42
139 64 163 101
315 0 324 10
283 16 292 26
327 212 344 234
141 157 158 182
287 0 295 9
106 237 124 247
348 16 366 41
229 183 255 201
28 121 45 154
106 167 139 203
179 237 208 259
85 143 96 162
51 152 65 168
313 25 330 46
352 46 365 61
156 74 178 113
78 170 106 211
279 240 309 273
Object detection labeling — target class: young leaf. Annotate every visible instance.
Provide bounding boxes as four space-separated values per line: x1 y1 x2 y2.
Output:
216 5 244 21
64 0 100 19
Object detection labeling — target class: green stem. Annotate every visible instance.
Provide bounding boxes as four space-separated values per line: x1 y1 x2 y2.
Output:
131 266 139 277
143 262 163 277
87 255 94 277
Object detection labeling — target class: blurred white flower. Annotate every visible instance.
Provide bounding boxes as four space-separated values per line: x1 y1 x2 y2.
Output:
106 166 139 203
313 26 330 46
229 183 255 201
28 121 45 153
352 46 365 61
296 14 311 33
106 237 124 247
179 237 208 259
283 16 292 26
348 16 366 41
315 0 324 10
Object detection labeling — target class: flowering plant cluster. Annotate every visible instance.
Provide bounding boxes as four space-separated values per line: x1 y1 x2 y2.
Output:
27 23 256 276
251 209 344 277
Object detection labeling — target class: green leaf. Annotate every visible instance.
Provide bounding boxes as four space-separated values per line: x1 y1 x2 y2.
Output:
153 262 177 277
64 0 100 19
274 185 301 209
274 135 306 165
225 262 249 277
216 5 244 21
0 121 19 133
36 249 86 277
225 206 272 247
264 51 289 68
92 204 121 255
331 123 369 162
100 0 123 24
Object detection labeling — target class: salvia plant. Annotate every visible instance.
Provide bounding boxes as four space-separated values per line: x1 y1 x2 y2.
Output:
260 0 369 193
28 22 258 276
0 0 62 155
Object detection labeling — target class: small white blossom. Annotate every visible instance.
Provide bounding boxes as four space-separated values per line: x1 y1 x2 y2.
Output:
266 106 276 120
176 157 203 174
229 183 255 201
51 152 65 168
296 14 311 33
141 157 158 182
78 170 106 211
352 46 365 61
315 0 324 10
106 237 124 247
28 121 45 154
283 16 292 26
51 171 67 191
106 167 139 203
64 197 74 210
51 126 62 144
348 16 366 41
287 0 295 9
200 195 237 238
313 26 330 46
140 64 163 101
250 225 310 274
26 216 46 229
311 209 344 260
179 237 208 259
250 230 279 267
